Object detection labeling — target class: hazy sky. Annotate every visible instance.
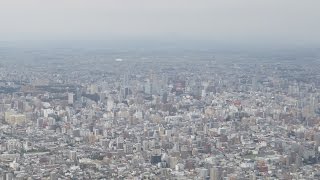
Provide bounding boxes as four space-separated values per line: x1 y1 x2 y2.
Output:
0 0 320 46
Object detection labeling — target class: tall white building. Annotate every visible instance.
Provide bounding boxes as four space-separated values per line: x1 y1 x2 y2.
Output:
68 93 74 105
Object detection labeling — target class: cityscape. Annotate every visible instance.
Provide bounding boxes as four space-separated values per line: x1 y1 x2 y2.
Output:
0 47 319 179
1 0 320 179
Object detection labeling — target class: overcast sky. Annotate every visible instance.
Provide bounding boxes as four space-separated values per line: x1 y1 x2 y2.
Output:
0 0 320 46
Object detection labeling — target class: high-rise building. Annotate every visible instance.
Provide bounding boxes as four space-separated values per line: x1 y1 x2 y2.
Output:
69 150 77 161
210 167 221 180
68 93 74 105
144 79 152 95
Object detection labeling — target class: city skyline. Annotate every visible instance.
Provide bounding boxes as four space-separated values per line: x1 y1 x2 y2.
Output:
0 1 320 179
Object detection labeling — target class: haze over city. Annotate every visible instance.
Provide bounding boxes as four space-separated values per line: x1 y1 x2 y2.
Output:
0 1 320 180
